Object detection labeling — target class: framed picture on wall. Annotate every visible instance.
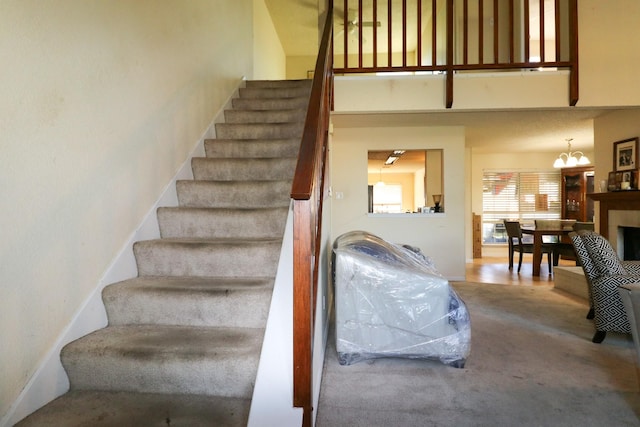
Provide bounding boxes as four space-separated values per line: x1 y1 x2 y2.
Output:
614 137 638 171
608 171 619 191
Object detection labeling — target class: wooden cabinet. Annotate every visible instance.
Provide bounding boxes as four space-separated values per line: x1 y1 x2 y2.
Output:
472 213 482 258
561 166 595 221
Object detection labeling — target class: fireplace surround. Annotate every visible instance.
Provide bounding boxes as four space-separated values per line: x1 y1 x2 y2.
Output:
588 191 640 257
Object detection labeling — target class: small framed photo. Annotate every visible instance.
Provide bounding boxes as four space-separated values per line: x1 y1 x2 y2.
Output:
614 137 638 171
608 171 618 191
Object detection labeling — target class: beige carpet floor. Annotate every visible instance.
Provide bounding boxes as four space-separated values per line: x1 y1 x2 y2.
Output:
316 282 640 427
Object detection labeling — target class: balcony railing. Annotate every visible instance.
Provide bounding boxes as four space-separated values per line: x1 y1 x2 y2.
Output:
333 0 578 107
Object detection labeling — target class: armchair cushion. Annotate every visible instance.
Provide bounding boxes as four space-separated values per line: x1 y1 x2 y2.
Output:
623 261 640 275
580 232 627 276
570 231 598 281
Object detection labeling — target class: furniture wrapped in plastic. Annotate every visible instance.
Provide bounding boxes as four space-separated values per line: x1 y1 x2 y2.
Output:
332 230 471 368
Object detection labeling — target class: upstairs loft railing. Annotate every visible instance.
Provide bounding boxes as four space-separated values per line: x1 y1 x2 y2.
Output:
291 2 333 426
333 0 578 107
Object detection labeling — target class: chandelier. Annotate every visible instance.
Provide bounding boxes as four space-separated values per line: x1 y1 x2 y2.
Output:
553 138 590 168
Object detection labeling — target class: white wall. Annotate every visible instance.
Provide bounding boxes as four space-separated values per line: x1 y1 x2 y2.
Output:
253 0 286 80
0 0 254 422
579 0 640 107
330 125 466 280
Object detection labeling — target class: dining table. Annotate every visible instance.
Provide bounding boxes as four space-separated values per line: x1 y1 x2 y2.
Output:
520 226 573 276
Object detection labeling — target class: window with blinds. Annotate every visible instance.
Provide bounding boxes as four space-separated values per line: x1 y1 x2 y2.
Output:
482 170 561 244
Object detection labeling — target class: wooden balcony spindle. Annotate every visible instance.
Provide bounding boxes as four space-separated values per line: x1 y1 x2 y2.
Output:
358 0 363 68
539 0 545 62
388 0 393 67
463 0 468 65
417 0 422 66
524 0 530 64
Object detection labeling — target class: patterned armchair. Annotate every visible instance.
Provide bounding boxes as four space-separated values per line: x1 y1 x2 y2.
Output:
569 230 640 343
618 283 640 381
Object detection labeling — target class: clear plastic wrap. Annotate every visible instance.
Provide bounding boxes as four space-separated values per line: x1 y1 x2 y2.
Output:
332 230 471 368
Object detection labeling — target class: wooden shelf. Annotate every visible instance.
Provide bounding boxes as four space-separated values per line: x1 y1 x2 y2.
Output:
587 191 640 238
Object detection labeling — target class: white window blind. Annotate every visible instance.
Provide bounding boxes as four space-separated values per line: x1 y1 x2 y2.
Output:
482 170 561 244
373 184 403 213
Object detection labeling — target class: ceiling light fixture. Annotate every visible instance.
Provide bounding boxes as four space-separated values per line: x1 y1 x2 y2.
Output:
384 150 406 165
553 138 590 168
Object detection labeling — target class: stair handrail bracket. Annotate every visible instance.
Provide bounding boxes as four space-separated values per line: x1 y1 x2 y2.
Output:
291 1 334 426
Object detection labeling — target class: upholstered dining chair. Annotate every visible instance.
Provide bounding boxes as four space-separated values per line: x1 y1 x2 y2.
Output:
504 220 554 273
569 230 640 343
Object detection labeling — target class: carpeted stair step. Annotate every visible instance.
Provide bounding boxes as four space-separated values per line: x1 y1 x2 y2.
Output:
133 238 282 277
215 122 303 139
14 390 250 427
176 180 292 208
103 276 273 328
245 79 311 89
238 86 311 99
158 207 288 239
204 138 300 159
191 157 297 181
232 96 310 111
224 108 307 124
61 325 263 397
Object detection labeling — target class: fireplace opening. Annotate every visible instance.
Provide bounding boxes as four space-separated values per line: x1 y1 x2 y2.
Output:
618 226 640 261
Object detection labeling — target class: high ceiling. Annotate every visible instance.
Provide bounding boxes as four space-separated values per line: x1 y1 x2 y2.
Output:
263 0 627 155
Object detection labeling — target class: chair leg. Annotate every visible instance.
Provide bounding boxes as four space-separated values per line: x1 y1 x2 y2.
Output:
592 330 606 343
547 253 553 274
517 252 523 272
508 251 513 270
586 307 594 320
553 252 560 266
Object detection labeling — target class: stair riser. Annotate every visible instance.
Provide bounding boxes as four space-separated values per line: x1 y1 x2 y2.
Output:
103 281 273 328
134 240 282 277
204 139 300 159
176 180 292 208
224 109 307 124
239 87 311 99
158 207 288 239
232 97 309 110
192 158 297 181
215 123 303 140
61 327 261 398
245 79 311 89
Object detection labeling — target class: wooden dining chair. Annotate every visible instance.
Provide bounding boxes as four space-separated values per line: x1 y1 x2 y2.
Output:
535 219 571 266
503 220 554 273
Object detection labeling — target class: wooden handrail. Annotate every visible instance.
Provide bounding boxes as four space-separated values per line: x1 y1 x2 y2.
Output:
291 1 333 426
333 0 579 107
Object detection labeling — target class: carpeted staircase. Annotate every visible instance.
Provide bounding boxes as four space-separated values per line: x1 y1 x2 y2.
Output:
16 79 311 427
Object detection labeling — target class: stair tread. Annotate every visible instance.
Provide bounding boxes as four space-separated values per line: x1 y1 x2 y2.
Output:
136 237 283 244
15 390 250 427
107 275 274 293
103 277 274 328
64 324 264 359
